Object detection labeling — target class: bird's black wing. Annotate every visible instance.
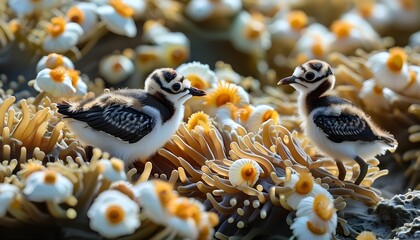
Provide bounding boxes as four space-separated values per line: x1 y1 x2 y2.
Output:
57 103 155 143
313 111 381 143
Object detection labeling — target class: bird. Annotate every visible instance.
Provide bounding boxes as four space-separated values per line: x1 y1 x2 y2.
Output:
57 68 206 165
277 59 397 185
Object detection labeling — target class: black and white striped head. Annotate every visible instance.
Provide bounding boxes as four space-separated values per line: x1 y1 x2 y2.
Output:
145 68 206 104
278 60 335 94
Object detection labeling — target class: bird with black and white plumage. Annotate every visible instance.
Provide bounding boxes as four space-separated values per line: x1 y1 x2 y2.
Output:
57 68 206 165
278 59 397 185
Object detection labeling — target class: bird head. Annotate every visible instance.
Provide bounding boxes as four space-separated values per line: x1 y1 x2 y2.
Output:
145 68 206 104
278 60 335 94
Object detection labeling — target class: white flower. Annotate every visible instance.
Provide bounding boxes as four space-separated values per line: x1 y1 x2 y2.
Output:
67 69 88 96
99 54 134 84
35 67 76 97
98 158 127 182
350 1 390 32
359 79 391 112
215 104 248 133
123 0 146 19
245 104 279 132
230 11 271 54
36 53 74 73
0 183 20 217
228 159 263 187
8 0 61 17
42 17 84 53
135 45 163 72
97 0 137 37
66 2 98 40
176 61 217 90
366 48 410 92
409 31 420 47
134 180 177 224
205 81 250 116
142 20 170 42
159 33 190 67
269 10 308 43
383 0 420 30
186 0 242 21
290 23 333 61
88 190 140 238
215 67 242 84
291 194 337 240
283 171 330 210
23 170 73 203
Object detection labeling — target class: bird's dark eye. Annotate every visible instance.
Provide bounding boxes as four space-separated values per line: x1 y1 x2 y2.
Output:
171 83 182 92
305 72 315 81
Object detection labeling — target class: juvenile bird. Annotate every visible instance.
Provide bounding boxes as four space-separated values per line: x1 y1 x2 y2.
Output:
57 68 206 164
278 60 397 185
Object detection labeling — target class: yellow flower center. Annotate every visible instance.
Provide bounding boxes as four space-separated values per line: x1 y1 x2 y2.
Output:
356 231 377 240
311 36 324 57
45 53 65 69
295 171 314 194
67 69 80 88
105 204 125 224
307 221 327 235
47 17 67 38
67 6 85 24
262 109 279 122
9 20 20 34
313 194 336 221
386 47 407 72
186 74 208 89
400 0 415 10
357 2 374 18
244 13 265 40
241 162 258 183
109 0 134 18
216 93 232 106
154 181 175 207
44 170 57 184
331 20 353 39
296 53 309 65
186 111 212 132
138 52 158 64
170 199 201 224
111 159 124 172
288 10 308 31
49 67 66 83
169 47 189 66
373 84 383 95
112 62 124 73
237 105 253 122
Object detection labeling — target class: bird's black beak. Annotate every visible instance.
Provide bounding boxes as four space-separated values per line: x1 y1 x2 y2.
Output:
189 87 206 96
277 75 297 85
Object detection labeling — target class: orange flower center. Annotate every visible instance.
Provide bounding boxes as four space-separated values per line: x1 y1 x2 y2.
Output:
216 93 231 107
408 70 417 87
187 74 208 89
373 84 383 95
288 10 308 31
295 172 313 194
357 2 374 18
386 47 407 72
44 170 57 184
9 20 20 34
112 62 124 72
313 194 336 221
67 6 85 24
170 48 189 66
400 0 415 10
262 109 279 122
307 221 327 235
49 67 66 83
45 53 65 69
245 20 265 40
155 181 175 207
105 205 125 224
331 20 352 39
240 162 257 183
47 17 66 37
138 52 158 63
109 0 134 18
237 105 253 122
171 199 201 224
67 69 80 88
111 159 124 172
311 37 324 57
